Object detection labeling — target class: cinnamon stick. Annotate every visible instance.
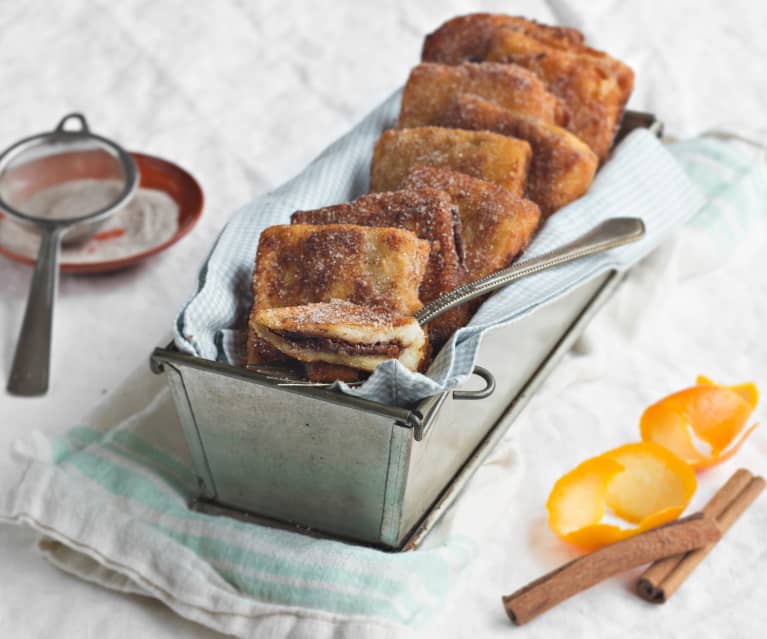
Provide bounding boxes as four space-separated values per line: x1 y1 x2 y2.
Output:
502 514 720 625
637 468 765 603
636 468 752 600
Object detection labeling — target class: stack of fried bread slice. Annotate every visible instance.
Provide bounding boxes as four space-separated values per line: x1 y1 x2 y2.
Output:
421 13 634 162
398 62 568 129
244 13 633 381
371 127 531 196
395 59 599 215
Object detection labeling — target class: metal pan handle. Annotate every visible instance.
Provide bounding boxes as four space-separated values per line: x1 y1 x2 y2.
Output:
453 366 495 400
414 366 497 441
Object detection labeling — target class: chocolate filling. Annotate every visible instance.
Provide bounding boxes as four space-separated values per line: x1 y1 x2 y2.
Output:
273 330 402 358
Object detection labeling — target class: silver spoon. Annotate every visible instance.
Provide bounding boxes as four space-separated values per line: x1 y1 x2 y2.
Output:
414 216 645 325
250 217 645 387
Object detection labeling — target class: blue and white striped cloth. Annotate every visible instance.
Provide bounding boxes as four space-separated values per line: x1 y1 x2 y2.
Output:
174 90 707 405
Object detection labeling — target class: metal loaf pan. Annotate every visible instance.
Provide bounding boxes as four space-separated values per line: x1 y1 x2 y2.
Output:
151 111 661 551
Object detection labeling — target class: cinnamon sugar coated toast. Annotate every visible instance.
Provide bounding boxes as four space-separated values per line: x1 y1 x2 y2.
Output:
239 11 635 381
371 127 531 196
292 189 468 347
485 28 633 161
248 224 430 363
398 63 568 129
401 166 541 282
421 13 585 63
440 94 598 215
421 13 634 161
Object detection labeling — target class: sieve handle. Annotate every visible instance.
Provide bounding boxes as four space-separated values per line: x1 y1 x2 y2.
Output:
7 226 62 396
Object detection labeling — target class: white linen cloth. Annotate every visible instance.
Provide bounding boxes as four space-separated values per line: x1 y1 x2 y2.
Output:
2 1 766 638
1 132 764 639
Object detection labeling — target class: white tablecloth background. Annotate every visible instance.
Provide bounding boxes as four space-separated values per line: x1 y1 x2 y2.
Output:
1 1 766 637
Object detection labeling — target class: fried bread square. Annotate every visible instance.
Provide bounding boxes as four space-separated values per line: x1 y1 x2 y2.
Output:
421 13 634 161
371 127 531 196
398 62 568 129
292 189 468 347
485 28 633 161
421 13 585 64
439 94 598 215
401 165 541 283
248 224 430 364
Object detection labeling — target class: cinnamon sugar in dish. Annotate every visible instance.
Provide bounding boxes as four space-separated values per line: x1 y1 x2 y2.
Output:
0 179 179 263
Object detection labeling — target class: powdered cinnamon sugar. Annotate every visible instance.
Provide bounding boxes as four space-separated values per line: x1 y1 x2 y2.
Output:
0 179 179 263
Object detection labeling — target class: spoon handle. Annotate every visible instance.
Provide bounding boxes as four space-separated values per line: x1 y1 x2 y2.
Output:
7 226 62 395
414 217 645 326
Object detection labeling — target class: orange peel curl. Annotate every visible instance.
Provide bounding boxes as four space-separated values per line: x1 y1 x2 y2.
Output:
640 376 759 470
546 442 696 550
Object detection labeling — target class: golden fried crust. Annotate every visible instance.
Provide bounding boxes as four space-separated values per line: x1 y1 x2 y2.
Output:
254 224 429 313
255 299 416 332
421 13 585 64
401 165 541 283
398 62 568 129
306 363 362 383
485 28 634 161
439 94 598 215
291 189 468 347
371 127 531 197
249 224 430 363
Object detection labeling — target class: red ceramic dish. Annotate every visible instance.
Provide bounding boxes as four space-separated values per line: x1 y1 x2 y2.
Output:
0 152 203 273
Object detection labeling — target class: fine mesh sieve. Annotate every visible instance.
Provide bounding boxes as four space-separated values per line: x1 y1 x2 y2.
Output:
0 113 138 395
